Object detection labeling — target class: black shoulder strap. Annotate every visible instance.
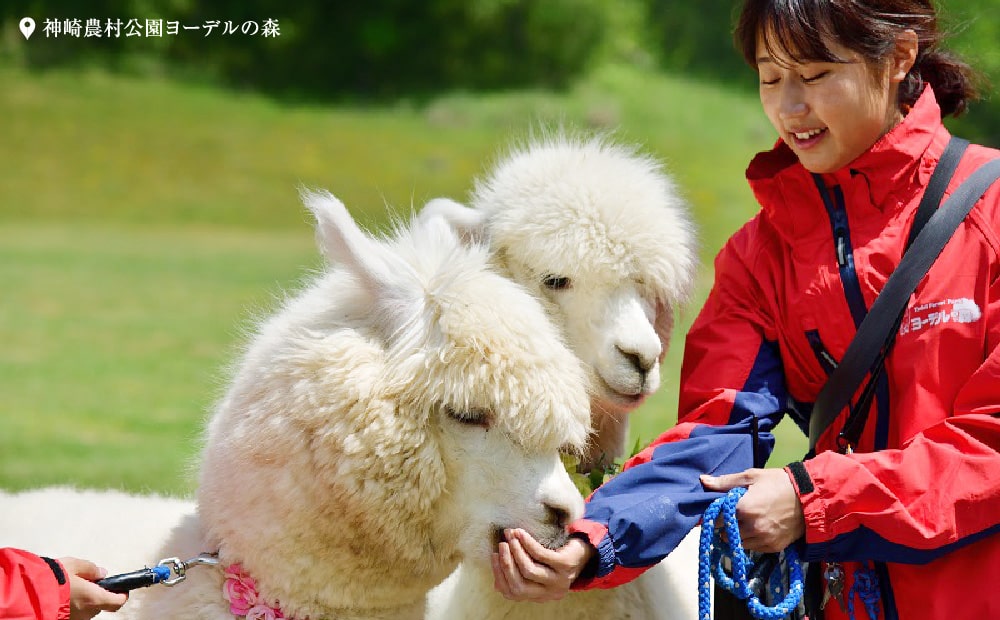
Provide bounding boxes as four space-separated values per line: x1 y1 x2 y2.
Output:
827 137 967 450
906 138 970 247
808 139 1000 451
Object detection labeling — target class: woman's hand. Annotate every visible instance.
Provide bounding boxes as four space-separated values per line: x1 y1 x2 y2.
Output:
59 557 129 620
491 528 595 602
700 468 805 553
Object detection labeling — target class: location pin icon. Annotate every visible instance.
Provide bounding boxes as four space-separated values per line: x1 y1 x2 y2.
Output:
20 17 35 40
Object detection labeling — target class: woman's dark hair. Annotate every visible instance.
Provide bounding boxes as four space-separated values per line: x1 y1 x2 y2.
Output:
734 0 980 117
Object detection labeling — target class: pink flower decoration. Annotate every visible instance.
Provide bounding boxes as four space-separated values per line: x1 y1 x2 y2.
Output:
223 564 259 615
222 564 285 619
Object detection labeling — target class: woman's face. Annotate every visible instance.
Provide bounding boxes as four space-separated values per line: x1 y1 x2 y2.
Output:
755 32 908 173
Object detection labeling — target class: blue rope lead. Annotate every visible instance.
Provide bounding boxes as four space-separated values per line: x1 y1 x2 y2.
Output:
846 563 880 620
698 487 804 620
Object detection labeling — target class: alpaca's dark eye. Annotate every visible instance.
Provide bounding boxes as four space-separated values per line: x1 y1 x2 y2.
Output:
443 405 491 428
542 275 572 290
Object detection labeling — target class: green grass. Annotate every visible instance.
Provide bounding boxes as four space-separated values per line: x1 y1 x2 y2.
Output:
0 223 319 494
0 62 806 496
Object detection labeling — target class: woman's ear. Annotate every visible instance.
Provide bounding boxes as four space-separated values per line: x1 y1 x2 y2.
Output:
890 29 919 83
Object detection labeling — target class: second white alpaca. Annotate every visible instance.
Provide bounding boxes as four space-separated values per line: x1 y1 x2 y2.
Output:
422 133 696 470
423 134 703 620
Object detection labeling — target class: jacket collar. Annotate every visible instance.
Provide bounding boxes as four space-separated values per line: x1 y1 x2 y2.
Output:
745 87 951 242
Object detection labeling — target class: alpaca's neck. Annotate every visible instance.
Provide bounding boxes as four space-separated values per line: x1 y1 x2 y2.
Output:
288 600 426 620
197 460 461 619
579 398 630 472
209 516 450 620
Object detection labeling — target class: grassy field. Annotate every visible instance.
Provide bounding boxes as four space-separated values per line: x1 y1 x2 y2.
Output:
0 62 807 497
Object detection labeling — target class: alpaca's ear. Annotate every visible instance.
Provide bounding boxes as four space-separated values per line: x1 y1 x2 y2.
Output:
419 198 487 244
300 188 410 301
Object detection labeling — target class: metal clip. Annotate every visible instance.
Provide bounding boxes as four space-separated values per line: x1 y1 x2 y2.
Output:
159 552 220 586
821 562 847 612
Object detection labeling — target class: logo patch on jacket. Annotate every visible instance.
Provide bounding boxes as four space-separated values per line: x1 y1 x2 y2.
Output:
899 297 982 336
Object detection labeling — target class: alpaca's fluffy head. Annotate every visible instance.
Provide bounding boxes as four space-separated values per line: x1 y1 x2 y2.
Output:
423 134 696 431
196 191 590 617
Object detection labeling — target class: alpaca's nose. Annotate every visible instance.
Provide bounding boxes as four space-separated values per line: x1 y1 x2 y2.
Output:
544 503 571 530
617 345 656 374
540 458 585 522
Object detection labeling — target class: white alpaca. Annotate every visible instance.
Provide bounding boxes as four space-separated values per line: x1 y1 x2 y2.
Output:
421 133 696 470
120 190 595 620
422 135 703 619
0 191 593 620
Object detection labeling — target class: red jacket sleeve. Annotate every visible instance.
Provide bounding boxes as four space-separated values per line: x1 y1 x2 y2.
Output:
0 548 71 620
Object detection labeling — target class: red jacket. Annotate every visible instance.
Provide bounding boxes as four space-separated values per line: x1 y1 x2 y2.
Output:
570 88 1000 619
0 548 70 620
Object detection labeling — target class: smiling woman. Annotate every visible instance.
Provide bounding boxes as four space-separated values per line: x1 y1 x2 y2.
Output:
752 31 916 173
735 0 979 172
490 2 1000 620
